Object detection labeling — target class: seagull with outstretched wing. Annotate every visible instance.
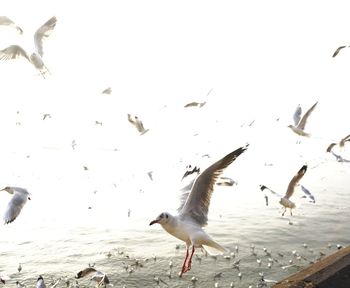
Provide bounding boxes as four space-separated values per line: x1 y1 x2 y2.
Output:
288 102 318 137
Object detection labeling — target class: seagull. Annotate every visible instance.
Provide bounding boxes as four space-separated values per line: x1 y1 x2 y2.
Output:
332 45 349 57
216 176 237 186
149 144 249 276
300 185 315 203
1 186 31 224
326 134 350 152
184 101 206 108
0 16 23 34
101 87 112 94
260 165 308 216
75 267 109 286
288 102 318 137
0 16 57 78
36 276 46 288
127 114 149 135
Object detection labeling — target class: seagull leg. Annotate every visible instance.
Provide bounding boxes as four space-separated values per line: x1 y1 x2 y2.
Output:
282 207 286 216
186 245 196 271
180 247 189 276
290 209 293 216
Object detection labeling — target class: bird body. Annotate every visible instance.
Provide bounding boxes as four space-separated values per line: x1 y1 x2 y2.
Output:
36 276 46 288
150 144 248 275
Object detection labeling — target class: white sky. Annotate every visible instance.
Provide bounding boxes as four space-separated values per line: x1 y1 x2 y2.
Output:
1 0 350 228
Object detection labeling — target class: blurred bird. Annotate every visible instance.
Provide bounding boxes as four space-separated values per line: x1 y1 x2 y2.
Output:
36 276 46 288
300 185 316 203
332 45 349 57
101 87 112 94
149 144 248 275
0 16 57 78
127 114 149 135
184 101 206 108
1 186 31 224
42 113 51 120
75 267 109 286
326 134 350 152
260 165 308 216
0 16 23 34
288 102 318 137
17 263 22 273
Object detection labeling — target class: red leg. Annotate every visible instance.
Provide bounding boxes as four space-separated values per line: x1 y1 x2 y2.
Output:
186 246 195 271
180 248 189 275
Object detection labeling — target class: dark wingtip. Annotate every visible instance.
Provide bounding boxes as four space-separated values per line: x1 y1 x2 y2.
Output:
260 185 267 191
75 271 83 279
300 165 307 173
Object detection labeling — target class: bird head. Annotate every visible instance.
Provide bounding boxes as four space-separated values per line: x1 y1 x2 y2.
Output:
1 186 13 194
149 212 171 226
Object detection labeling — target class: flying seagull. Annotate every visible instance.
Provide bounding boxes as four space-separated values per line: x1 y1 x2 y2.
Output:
101 87 112 94
1 186 31 224
326 134 350 152
332 45 349 58
0 16 23 34
75 267 109 286
288 102 318 137
0 16 57 78
260 165 309 216
149 144 249 276
127 114 149 135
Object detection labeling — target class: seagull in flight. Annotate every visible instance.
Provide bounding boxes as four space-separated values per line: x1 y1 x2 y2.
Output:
0 16 23 34
260 165 310 216
326 134 350 152
75 267 109 286
127 114 149 135
332 45 349 57
149 144 249 276
0 16 57 78
1 186 31 224
288 102 318 137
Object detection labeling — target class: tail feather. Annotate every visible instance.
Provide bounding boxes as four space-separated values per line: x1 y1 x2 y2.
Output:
202 239 228 255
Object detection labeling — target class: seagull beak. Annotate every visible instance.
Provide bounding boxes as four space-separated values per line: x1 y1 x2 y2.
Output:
149 219 159 226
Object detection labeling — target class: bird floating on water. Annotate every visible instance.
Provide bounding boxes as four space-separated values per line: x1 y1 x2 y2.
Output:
149 144 248 276
260 165 312 216
0 16 23 34
0 16 57 78
1 186 31 224
288 102 318 137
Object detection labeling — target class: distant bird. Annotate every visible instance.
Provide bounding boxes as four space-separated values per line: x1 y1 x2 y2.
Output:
17 263 22 273
260 165 308 216
0 274 10 285
42 113 51 120
127 114 149 135
300 185 316 203
149 144 248 275
0 16 23 34
101 87 112 94
16 281 25 288
75 267 109 286
36 276 46 288
288 102 318 137
95 121 103 126
216 176 237 186
332 45 349 57
147 171 153 181
1 186 31 224
326 134 350 152
184 101 206 108
329 151 350 163
0 16 57 78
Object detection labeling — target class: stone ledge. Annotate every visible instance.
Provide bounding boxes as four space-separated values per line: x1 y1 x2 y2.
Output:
273 245 350 288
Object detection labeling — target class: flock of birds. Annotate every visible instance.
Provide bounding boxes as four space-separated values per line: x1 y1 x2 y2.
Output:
0 15 350 288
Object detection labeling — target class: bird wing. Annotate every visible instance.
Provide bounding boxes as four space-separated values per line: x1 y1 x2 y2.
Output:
297 102 318 130
0 45 30 62
3 191 29 224
34 16 57 57
177 166 201 213
0 16 23 34
259 185 284 199
179 144 248 226
332 46 347 57
300 185 315 203
75 267 97 279
293 105 302 126
285 165 307 199
326 143 336 153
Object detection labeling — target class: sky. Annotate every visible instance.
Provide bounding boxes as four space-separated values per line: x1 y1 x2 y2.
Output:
1 0 350 227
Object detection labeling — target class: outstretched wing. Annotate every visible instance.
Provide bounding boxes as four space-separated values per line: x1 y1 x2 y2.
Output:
293 104 302 126
260 185 284 199
34 16 57 57
285 165 307 199
297 102 318 131
300 185 315 203
4 192 29 224
332 46 347 58
179 144 248 226
0 45 30 62
0 16 23 34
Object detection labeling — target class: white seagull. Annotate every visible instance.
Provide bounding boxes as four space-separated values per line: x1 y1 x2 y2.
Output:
326 134 350 152
0 16 57 78
288 102 318 137
260 165 310 216
149 144 249 276
0 16 23 34
127 114 149 135
36 276 46 288
1 186 31 224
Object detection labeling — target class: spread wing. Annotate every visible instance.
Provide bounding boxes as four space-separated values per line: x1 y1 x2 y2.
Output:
297 102 318 130
285 165 307 199
34 16 57 57
0 16 23 34
293 104 302 126
326 143 336 153
179 144 248 226
0 45 30 62
3 192 29 224
75 267 97 279
339 134 350 147
260 185 283 199
300 185 315 203
177 166 201 213
332 46 347 57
